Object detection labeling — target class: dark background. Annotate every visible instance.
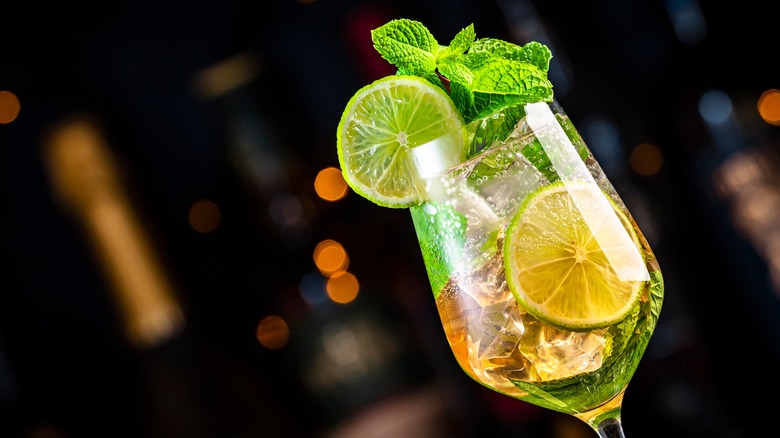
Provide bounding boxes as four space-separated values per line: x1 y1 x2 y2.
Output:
2 1 779 437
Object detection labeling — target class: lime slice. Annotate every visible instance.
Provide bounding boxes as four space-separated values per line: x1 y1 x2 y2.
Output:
337 75 465 208
504 181 645 330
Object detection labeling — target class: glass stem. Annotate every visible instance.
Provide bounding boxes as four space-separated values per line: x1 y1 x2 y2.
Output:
596 418 625 438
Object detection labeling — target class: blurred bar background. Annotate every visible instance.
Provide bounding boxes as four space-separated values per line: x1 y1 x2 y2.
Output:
1 0 779 437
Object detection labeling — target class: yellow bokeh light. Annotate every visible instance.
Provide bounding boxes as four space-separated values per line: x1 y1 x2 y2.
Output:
314 167 348 202
0 91 21 124
188 199 221 234
629 143 663 176
256 315 289 350
758 89 780 126
313 239 349 275
326 271 359 304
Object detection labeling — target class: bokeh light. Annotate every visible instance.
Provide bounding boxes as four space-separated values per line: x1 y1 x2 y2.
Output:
629 143 663 176
255 315 289 350
188 199 221 233
269 193 304 227
698 89 732 124
299 271 329 306
314 167 348 202
313 239 349 275
758 89 780 126
269 192 311 249
326 271 359 304
0 91 21 124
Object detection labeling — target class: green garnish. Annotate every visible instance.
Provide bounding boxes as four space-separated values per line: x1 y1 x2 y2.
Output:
371 19 554 123
410 202 467 297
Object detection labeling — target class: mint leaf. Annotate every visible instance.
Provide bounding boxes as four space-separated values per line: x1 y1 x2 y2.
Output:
469 38 523 58
372 19 439 76
448 80 477 122
437 60 474 86
437 60 476 118
470 58 554 117
397 67 445 90
516 41 553 72
437 24 475 61
469 58 551 94
469 39 552 72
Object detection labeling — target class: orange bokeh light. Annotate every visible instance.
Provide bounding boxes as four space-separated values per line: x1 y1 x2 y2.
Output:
629 143 663 176
314 167 348 201
758 89 780 126
188 199 221 233
326 271 359 304
0 91 21 124
313 239 349 275
256 315 290 350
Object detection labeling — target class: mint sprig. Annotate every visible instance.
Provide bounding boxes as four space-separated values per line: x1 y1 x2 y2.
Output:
371 19 439 76
371 19 554 123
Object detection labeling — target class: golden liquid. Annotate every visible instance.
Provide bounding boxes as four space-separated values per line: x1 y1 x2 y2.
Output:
434 240 661 416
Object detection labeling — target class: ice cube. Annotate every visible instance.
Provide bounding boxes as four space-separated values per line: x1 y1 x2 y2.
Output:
468 299 525 361
519 320 606 381
454 250 511 306
473 155 546 222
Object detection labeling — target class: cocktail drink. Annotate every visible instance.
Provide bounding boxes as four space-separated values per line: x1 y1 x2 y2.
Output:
409 100 663 436
336 19 663 437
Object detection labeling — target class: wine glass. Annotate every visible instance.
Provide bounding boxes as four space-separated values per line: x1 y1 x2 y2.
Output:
407 99 663 437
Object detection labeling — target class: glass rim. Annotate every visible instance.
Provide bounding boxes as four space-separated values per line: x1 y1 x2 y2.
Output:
410 99 566 178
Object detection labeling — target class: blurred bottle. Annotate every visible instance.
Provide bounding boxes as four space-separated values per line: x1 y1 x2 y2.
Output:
42 116 185 350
